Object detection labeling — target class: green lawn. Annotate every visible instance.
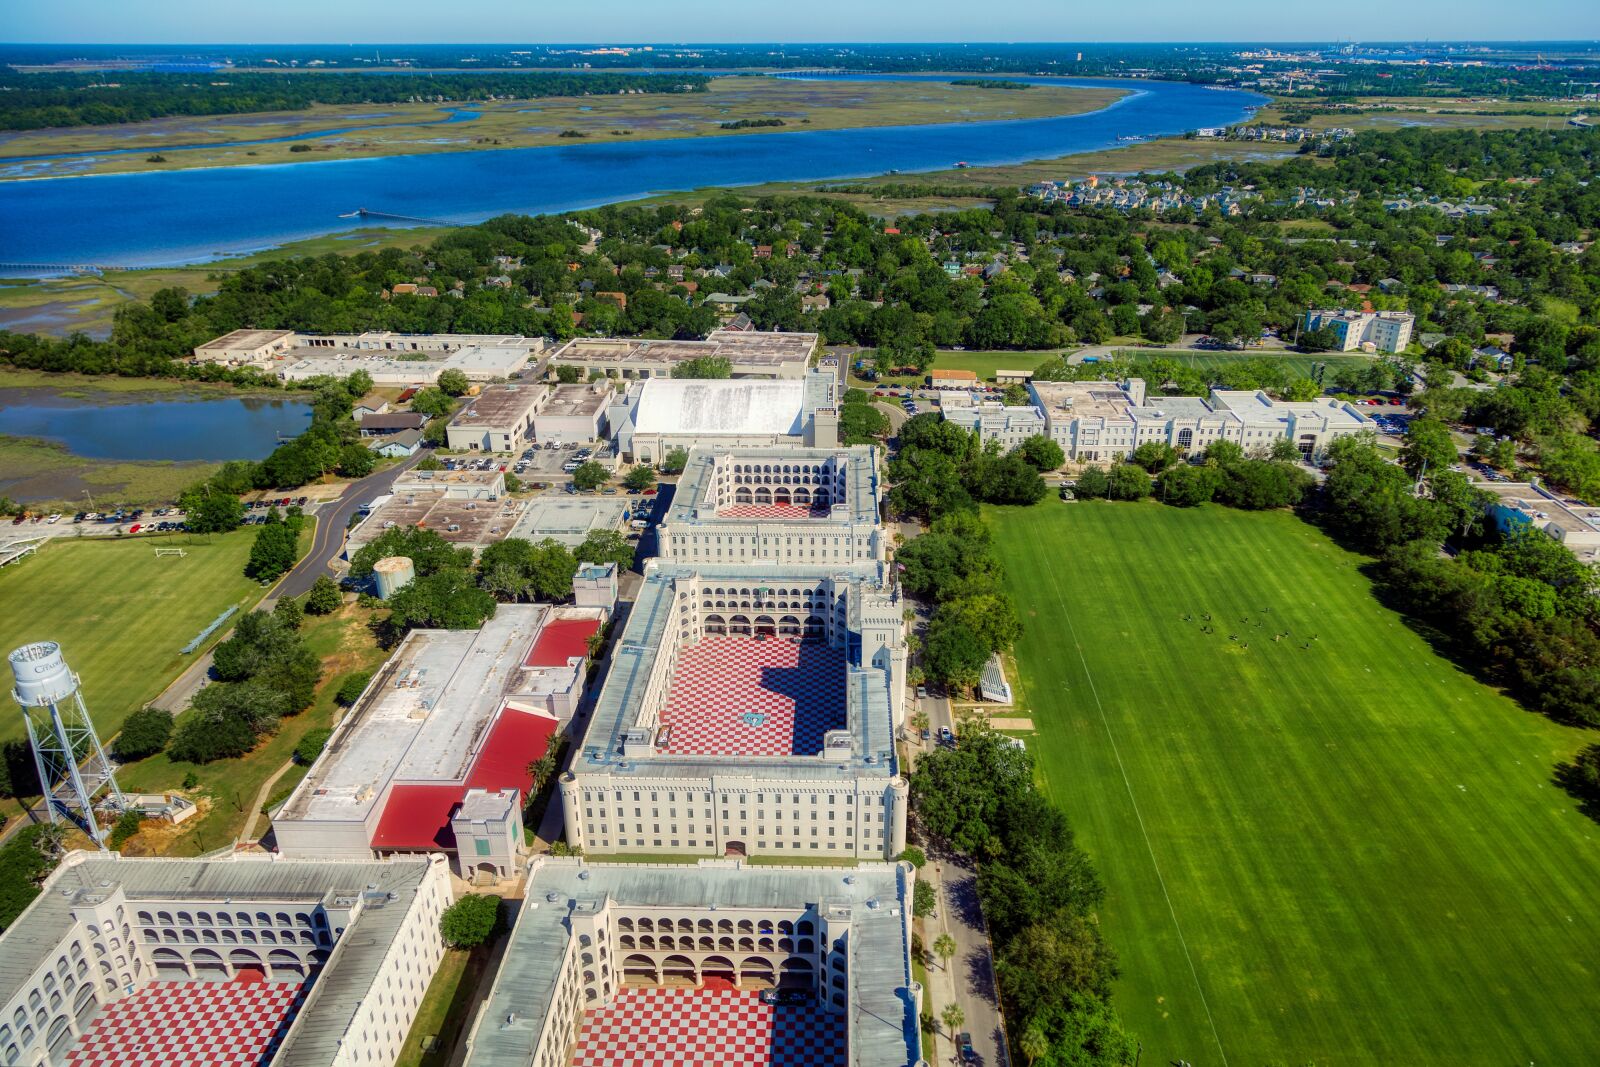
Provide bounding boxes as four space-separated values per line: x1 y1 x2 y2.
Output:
0 532 266 745
986 502 1600 1066
1110 348 1374 378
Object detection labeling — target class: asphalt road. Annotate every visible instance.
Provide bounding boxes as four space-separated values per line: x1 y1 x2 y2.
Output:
275 447 431 598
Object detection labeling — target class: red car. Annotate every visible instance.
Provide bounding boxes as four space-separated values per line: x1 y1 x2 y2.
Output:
1388 397 1404 406
642 488 658 496
128 524 141 533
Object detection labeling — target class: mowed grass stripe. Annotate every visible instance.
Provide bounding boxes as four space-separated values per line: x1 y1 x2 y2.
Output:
987 503 1600 1066
0 533 263 744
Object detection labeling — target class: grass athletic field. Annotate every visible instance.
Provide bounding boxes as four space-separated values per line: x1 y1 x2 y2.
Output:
986 503 1600 1066
1110 348 1373 378
0 532 264 745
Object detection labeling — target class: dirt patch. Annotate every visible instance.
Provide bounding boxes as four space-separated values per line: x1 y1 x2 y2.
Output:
987 717 1036 731
121 795 213 855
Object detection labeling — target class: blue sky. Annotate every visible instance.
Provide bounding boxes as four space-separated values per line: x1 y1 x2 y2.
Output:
5 1 1594 45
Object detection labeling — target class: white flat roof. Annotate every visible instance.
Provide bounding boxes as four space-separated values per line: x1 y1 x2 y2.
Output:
633 378 806 436
278 607 548 825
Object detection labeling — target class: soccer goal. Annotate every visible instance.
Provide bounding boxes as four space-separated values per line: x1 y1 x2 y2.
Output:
154 547 187 558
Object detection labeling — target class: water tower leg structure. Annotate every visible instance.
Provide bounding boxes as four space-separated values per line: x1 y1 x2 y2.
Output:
10 642 125 850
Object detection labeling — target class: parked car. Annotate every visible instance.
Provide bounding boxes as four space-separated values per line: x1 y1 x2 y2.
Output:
938 726 954 745
957 1033 975 1062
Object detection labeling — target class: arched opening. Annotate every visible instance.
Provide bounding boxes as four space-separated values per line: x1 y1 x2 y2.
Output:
754 615 776 638
1176 428 1194 452
729 615 752 636
701 955 735 987
778 615 801 636
704 614 727 636
778 957 814 990
740 955 776 989
793 486 811 505
268 950 304 979
661 954 696 987
622 954 658 987
734 487 753 505
229 949 264 979
191 950 226 978
753 487 772 505
774 487 791 506
803 617 825 641
724 840 747 858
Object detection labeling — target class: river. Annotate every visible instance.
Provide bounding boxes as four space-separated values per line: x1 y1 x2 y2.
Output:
0 386 313 462
0 75 1262 269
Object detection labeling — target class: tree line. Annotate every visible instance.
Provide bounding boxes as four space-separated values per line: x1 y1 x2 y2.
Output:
912 723 1136 1066
0 71 711 130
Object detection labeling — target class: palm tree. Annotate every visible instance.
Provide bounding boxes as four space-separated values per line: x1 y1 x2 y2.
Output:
933 932 957 971
941 1002 965 1037
1020 1022 1049 1066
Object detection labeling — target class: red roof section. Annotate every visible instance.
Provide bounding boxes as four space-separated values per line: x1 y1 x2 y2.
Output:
525 617 602 667
369 709 557 851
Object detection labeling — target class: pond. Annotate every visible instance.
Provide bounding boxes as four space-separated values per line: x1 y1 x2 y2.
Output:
0 386 313 462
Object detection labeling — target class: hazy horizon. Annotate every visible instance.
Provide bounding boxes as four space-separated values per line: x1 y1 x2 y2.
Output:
5 0 1596 47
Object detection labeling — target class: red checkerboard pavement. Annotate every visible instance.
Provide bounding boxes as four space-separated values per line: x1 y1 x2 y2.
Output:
660 636 846 757
571 987 846 1067
717 504 831 520
66 976 302 1067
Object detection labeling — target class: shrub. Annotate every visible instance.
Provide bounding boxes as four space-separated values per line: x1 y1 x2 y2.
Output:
305 575 343 615
295 728 333 765
114 708 173 761
107 810 144 850
440 893 503 948
335 672 373 707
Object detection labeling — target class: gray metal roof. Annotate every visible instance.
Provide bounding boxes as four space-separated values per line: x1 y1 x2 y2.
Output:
465 859 919 1067
0 852 438 1064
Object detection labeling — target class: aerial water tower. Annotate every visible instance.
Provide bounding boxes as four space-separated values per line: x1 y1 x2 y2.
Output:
8 642 125 849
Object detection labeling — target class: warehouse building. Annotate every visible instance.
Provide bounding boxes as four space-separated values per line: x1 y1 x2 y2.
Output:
445 382 550 452
463 858 921 1067
658 446 885 566
530 382 613 445
190 328 297 364
345 470 510 557
1480 480 1600 563
193 330 545 383
607 366 839 464
547 329 817 381
273 605 604 880
558 555 908 863
0 850 450 1067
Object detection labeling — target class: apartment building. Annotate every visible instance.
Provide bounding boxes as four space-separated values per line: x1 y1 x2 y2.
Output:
1303 309 1415 353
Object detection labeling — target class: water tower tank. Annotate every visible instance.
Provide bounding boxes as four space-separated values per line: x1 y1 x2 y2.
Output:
9 642 78 706
373 556 416 600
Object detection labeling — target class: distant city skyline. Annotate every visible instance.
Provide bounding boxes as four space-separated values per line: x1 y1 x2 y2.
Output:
4 1 1595 46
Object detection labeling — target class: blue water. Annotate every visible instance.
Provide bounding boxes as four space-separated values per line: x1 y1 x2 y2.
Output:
0 108 482 170
0 387 313 461
0 76 1262 269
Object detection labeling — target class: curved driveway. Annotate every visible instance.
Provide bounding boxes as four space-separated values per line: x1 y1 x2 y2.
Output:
275 448 431 598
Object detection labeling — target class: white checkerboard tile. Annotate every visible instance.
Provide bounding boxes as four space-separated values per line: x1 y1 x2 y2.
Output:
660 637 846 757
571 987 846 1067
66 977 302 1067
